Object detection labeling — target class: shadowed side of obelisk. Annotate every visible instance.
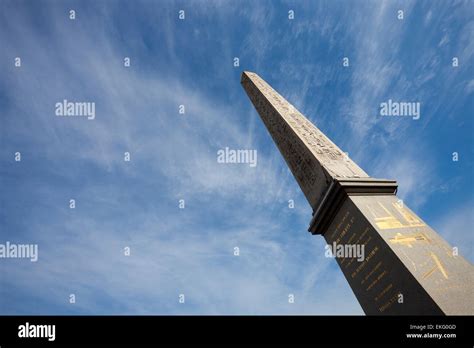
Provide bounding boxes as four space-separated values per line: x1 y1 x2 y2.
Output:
241 71 474 315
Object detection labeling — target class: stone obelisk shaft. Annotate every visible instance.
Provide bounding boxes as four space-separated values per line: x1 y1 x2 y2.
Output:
241 71 368 210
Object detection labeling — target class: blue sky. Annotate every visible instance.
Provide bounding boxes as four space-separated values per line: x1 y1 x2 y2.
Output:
0 0 472 314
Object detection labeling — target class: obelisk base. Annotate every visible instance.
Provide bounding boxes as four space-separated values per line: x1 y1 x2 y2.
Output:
309 180 474 315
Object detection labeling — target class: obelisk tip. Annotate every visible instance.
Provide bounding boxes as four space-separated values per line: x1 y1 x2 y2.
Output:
241 71 256 83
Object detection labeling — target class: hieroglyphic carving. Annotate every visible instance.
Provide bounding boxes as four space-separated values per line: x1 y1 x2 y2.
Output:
241 71 368 195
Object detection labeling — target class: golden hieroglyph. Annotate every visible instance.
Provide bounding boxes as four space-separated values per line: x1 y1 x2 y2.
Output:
366 201 425 230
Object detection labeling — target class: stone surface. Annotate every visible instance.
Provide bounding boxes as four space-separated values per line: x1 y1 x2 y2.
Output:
241 71 474 315
241 71 368 210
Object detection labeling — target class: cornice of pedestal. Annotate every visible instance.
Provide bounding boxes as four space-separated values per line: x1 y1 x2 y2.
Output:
308 178 398 235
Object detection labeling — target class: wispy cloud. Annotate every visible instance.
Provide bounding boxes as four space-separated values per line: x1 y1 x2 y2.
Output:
0 0 362 315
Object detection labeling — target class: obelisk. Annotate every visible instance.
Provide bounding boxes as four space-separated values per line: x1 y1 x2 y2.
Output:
241 71 474 315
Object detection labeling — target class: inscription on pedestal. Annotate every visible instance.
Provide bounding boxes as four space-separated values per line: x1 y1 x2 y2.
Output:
352 195 474 315
325 196 444 315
